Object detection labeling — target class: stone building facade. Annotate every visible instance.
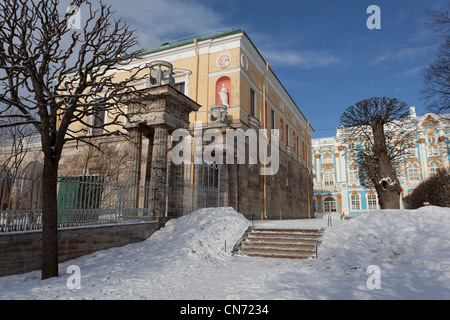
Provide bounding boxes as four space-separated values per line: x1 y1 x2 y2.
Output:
1 30 315 221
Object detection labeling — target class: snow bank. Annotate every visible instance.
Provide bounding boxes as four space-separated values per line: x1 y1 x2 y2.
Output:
145 207 251 262
0 206 449 300
317 206 450 299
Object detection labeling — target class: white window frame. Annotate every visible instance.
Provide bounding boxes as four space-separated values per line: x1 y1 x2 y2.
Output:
322 155 333 164
427 145 439 157
323 197 337 213
367 194 378 211
323 167 335 187
348 165 359 185
426 136 437 144
429 161 441 176
350 194 361 211
407 162 421 182
405 147 418 159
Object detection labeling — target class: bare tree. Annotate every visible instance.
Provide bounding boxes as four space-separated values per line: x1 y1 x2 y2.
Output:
0 124 38 175
422 4 450 115
340 97 416 210
0 0 147 279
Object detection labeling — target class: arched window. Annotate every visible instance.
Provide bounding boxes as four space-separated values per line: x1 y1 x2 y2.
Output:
426 136 436 144
323 167 335 187
323 197 337 213
407 162 421 182
429 161 441 176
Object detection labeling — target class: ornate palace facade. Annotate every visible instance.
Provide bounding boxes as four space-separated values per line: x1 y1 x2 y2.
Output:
312 108 450 216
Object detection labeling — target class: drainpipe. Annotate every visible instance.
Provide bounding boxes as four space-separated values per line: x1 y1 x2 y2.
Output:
306 121 312 218
190 39 200 210
194 39 200 104
262 62 269 220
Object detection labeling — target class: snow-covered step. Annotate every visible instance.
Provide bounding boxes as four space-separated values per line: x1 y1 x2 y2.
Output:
232 227 323 260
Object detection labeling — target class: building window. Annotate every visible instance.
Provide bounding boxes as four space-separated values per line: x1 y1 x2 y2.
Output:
322 155 333 164
175 82 185 94
92 108 105 135
405 147 417 159
348 165 359 185
250 88 256 117
427 145 438 157
426 136 439 157
427 136 436 144
367 194 378 211
286 125 289 145
407 162 421 182
323 167 335 187
280 118 284 141
350 194 361 211
429 161 441 176
271 109 275 130
323 197 337 213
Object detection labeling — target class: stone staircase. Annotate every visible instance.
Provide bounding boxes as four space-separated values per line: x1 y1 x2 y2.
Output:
232 227 323 260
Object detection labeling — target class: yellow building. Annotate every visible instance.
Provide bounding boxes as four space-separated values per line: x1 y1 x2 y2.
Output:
66 30 313 162
60 29 315 219
144 29 313 159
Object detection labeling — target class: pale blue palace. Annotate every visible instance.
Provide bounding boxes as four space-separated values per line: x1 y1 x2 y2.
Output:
312 107 450 216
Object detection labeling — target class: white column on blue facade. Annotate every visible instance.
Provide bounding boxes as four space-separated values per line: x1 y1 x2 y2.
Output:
418 132 428 181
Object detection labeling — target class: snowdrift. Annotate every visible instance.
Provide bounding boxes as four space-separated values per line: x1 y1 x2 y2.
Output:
0 206 449 300
145 207 251 262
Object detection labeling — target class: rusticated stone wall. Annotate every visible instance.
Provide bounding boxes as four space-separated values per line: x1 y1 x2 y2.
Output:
0 222 159 277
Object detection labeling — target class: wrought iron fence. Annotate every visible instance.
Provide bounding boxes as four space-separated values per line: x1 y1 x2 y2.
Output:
0 173 156 232
182 160 221 215
0 160 222 232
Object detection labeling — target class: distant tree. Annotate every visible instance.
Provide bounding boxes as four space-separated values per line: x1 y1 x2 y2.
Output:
422 4 450 115
0 0 147 279
404 168 450 209
340 97 416 210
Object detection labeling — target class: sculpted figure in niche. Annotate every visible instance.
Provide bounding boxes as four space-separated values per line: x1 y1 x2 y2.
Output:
218 84 229 107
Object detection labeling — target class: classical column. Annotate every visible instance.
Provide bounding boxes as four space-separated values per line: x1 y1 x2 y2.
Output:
125 127 142 212
125 127 142 186
150 124 169 220
143 129 154 214
170 161 184 217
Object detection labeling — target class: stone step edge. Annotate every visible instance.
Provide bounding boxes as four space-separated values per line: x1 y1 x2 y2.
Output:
236 252 313 260
239 247 315 255
246 237 318 244
241 242 317 250
252 228 321 233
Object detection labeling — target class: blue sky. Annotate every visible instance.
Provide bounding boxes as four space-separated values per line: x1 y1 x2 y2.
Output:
105 0 447 138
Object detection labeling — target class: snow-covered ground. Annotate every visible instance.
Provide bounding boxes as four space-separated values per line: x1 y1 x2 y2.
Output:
0 206 449 300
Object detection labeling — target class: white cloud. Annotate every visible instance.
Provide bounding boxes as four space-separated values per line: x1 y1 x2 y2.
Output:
107 0 225 48
394 65 426 78
370 45 436 66
261 49 342 69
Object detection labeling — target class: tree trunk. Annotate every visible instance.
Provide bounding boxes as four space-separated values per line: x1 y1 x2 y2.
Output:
377 187 401 209
371 118 402 210
41 155 59 280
